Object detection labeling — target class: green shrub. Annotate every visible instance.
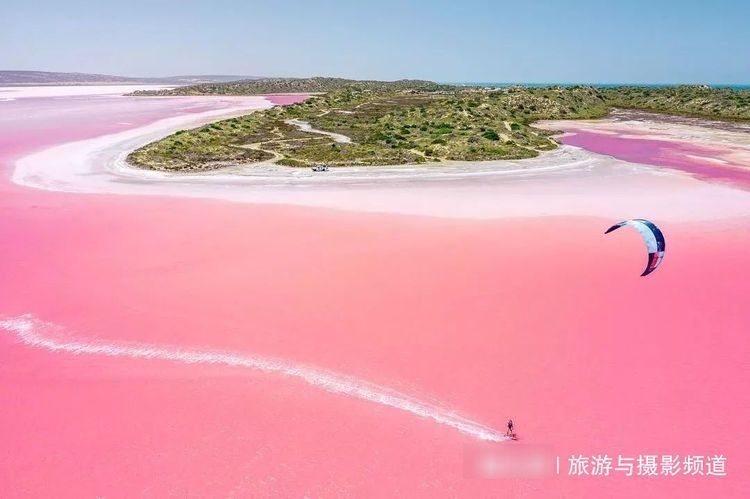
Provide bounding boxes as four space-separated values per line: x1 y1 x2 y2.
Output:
482 129 500 140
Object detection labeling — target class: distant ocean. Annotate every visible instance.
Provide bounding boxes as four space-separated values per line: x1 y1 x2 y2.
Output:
447 82 750 90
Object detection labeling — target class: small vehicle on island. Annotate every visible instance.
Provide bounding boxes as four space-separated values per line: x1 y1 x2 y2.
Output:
311 164 329 172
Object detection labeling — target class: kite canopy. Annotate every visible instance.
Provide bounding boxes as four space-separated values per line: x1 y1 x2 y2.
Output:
605 219 665 276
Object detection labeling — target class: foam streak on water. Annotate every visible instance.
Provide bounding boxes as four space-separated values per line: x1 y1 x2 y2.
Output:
0 314 505 442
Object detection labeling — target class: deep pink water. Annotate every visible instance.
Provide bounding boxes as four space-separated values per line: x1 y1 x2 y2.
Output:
0 92 748 497
560 130 750 189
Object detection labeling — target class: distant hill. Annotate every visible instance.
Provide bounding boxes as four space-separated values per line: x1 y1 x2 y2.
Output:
129 77 453 96
0 71 260 86
602 85 750 121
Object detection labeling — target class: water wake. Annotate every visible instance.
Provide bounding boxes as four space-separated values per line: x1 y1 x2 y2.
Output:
0 314 505 442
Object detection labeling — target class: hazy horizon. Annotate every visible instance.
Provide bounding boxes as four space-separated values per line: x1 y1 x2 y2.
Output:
2 0 749 85
2 71 749 88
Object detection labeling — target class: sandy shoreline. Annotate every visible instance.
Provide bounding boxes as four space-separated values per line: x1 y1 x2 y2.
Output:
13 101 750 221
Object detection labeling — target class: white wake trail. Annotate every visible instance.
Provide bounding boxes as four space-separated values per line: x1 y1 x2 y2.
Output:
0 315 506 442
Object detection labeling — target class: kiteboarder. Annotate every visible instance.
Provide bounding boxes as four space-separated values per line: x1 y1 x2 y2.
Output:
506 419 514 437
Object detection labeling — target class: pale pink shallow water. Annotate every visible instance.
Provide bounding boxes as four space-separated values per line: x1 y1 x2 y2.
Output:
263 94 310 106
1 93 749 497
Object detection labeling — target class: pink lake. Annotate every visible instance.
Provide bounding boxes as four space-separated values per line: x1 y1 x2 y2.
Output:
556 122 750 189
0 90 748 497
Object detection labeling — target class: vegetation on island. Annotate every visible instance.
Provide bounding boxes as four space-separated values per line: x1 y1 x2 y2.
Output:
128 84 608 171
127 79 749 172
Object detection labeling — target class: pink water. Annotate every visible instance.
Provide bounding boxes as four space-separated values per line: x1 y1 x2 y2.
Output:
0 94 251 162
1 93 748 497
263 94 310 106
560 128 750 188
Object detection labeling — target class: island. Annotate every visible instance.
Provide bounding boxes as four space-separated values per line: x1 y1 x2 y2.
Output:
127 78 750 172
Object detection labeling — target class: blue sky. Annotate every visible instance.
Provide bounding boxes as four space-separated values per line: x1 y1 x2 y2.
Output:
1 0 748 83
